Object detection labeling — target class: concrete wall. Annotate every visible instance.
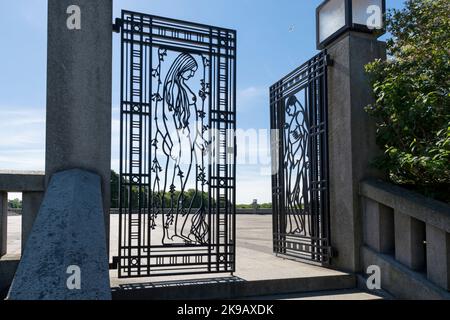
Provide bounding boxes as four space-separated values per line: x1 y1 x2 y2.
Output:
326 32 386 272
45 0 112 245
360 179 450 299
0 172 45 258
22 192 44 249
0 172 45 192
361 246 450 300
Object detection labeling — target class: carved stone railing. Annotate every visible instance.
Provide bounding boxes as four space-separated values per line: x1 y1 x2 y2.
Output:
360 179 450 299
0 171 45 258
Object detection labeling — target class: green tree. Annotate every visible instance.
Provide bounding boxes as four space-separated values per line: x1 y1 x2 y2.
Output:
110 170 142 208
260 203 272 209
111 170 212 209
8 198 22 209
236 203 272 209
365 0 450 203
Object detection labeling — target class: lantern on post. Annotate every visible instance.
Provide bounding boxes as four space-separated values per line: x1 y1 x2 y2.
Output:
316 0 386 49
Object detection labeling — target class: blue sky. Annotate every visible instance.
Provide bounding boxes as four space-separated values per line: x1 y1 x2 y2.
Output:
0 0 404 203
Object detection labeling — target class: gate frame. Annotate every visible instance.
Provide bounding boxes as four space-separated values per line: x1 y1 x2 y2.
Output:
270 51 333 266
113 10 237 278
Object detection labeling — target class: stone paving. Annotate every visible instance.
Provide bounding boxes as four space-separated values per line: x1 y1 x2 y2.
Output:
6 215 21 255
108 214 350 286
9 214 346 281
245 289 384 300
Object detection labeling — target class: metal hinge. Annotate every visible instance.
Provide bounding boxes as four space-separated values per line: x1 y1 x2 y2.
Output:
325 54 334 67
112 18 123 33
329 247 338 258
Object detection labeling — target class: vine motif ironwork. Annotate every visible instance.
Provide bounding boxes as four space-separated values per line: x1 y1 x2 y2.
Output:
117 10 236 278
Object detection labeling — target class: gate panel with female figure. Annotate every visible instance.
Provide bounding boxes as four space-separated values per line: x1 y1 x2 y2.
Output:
115 11 236 278
270 51 332 265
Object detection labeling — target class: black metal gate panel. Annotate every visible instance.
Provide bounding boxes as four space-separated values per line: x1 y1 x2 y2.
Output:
270 51 331 265
117 11 236 278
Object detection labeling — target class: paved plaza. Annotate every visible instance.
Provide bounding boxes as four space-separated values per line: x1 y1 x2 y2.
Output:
7 214 277 256
8 214 346 281
109 214 347 282
9 214 342 278
6 213 381 299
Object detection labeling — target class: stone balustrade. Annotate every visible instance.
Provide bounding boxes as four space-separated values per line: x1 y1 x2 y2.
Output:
360 179 450 299
0 171 45 257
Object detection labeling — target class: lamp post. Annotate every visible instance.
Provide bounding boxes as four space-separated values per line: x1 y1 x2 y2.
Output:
316 0 386 49
315 0 387 272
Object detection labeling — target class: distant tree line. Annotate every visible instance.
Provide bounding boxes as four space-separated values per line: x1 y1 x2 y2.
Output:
111 170 210 208
110 170 272 209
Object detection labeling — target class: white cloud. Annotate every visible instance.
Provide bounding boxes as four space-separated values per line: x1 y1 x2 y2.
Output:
236 168 272 204
0 150 45 171
237 86 267 108
110 107 121 172
0 106 45 171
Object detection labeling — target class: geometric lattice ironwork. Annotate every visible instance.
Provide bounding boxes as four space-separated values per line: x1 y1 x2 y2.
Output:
270 51 332 265
116 11 236 278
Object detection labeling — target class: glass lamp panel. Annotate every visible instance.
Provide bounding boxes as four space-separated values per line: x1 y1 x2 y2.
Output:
352 0 384 29
319 0 346 43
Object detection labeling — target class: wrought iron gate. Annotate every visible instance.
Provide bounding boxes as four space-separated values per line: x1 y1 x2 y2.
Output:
115 11 236 278
270 51 332 265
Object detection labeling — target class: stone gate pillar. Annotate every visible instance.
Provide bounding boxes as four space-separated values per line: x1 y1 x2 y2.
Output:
46 0 112 249
326 32 386 272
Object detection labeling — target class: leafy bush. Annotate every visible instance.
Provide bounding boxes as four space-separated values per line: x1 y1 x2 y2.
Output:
365 0 450 203
8 198 22 209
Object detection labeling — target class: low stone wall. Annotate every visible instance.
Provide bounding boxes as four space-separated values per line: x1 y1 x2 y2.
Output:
0 171 45 258
360 179 450 299
0 171 45 192
7 209 21 216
